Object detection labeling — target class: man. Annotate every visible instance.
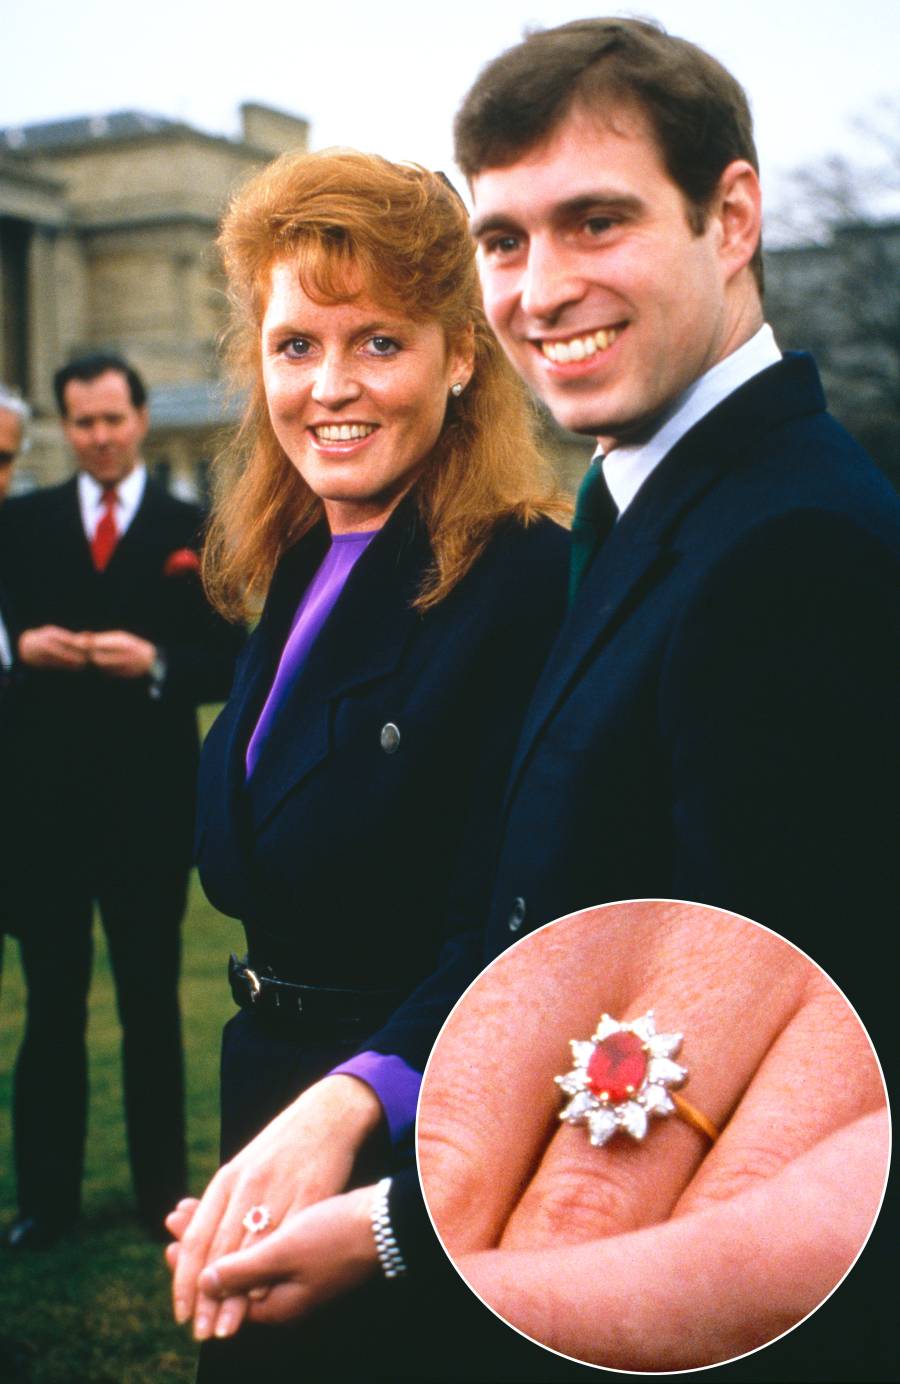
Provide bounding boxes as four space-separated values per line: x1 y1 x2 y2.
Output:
0 387 28 957
0 385 27 702
457 18 899 997
168 22 899 1381
0 353 241 1249
439 17 897 1378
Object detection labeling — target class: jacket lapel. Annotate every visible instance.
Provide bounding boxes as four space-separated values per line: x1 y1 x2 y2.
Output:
502 354 825 811
210 521 330 808
57 478 99 590
96 479 170 621
246 499 428 831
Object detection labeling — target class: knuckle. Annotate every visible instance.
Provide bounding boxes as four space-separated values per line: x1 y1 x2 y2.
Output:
511 1158 638 1247
681 1143 788 1210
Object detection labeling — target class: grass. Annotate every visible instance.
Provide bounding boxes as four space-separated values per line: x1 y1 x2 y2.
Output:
0 868 245 1383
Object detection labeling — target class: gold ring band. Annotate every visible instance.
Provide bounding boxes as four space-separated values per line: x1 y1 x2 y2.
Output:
671 1092 719 1142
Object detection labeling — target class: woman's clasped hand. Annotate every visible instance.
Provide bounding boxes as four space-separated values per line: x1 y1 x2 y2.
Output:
166 1074 382 1340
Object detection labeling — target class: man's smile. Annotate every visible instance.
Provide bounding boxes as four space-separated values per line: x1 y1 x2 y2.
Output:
536 326 624 364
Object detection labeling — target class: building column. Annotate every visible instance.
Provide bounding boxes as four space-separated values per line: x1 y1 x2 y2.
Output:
27 226 60 412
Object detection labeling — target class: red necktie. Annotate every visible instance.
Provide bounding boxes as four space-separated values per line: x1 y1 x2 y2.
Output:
91 487 119 571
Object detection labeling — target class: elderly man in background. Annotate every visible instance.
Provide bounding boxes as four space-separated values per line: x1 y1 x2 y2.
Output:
0 386 28 969
0 386 27 508
0 352 241 1250
0 384 27 680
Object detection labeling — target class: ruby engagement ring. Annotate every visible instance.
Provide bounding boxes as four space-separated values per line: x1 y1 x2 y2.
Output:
555 1010 718 1146
242 1204 273 1234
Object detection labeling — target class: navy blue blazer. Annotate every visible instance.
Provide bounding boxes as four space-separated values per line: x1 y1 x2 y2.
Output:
195 499 569 995
374 353 899 1072
381 353 900 1381
485 354 899 993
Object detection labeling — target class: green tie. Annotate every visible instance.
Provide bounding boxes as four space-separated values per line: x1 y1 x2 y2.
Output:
568 460 617 604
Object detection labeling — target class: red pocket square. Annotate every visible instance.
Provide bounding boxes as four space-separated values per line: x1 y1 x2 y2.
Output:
163 547 201 577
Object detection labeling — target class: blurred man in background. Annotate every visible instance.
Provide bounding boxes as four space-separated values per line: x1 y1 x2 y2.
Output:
0 386 27 508
0 386 29 966
0 353 241 1249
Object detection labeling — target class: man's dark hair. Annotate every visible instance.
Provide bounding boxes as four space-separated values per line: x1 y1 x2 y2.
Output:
53 352 147 416
455 17 763 292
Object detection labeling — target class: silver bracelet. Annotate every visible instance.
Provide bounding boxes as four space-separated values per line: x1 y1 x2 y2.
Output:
370 1176 407 1279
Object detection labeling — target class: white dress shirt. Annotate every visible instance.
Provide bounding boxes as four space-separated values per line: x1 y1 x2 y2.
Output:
78 462 147 542
599 324 782 516
0 604 12 669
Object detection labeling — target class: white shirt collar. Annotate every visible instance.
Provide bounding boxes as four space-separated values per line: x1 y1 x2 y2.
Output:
78 463 147 539
598 324 782 516
0 606 12 669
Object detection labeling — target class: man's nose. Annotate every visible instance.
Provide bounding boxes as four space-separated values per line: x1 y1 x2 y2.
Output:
90 423 113 447
519 240 584 321
311 353 363 409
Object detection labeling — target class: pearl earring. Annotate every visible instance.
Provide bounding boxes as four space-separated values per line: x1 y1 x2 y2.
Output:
450 382 464 397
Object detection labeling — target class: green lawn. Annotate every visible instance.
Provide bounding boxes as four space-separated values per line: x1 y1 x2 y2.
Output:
0 873 244 1383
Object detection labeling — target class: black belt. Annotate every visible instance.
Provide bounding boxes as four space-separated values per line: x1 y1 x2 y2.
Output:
228 954 402 1032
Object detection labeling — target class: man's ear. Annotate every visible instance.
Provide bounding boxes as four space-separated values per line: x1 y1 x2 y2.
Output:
714 160 762 283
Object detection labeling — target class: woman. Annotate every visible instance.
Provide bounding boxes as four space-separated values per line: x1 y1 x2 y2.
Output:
168 149 569 1375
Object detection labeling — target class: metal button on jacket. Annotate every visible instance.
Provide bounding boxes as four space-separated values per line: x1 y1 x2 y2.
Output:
380 722 401 754
508 896 526 932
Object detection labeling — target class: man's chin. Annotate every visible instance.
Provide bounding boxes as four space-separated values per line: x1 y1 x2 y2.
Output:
538 395 665 450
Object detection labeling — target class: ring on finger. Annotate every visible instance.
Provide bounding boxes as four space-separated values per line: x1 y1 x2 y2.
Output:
555 1009 719 1147
242 1204 274 1234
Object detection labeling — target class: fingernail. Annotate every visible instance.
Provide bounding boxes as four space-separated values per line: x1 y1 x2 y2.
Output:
214 1313 236 1339
248 1287 267 1301
174 1301 189 1326
194 1315 212 1341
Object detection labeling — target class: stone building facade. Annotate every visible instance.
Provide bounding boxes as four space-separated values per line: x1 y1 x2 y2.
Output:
0 104 310 493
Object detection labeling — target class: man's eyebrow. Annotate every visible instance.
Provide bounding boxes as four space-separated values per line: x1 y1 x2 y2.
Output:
471 191 645 239
470 211 522 240
557 192 644 220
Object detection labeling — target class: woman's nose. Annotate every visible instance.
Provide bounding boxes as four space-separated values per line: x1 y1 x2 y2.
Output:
310 354 362 409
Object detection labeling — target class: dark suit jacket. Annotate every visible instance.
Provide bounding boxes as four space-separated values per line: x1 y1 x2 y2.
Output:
0 570 20 921
0 474 241 883
485 353 899 995
196 497 569 997
0 571 17 730
378 354 900 1382
374 353 900 1070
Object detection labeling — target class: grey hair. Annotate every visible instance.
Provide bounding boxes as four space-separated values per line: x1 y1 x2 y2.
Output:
0 385 31 425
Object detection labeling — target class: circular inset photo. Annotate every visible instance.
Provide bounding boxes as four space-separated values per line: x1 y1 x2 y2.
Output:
416 900 890 1375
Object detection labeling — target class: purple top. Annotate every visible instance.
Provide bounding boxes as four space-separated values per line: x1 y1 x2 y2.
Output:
245 531 376 777
331 1053 422 1143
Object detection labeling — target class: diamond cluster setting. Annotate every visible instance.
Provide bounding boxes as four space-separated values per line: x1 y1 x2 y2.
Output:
555 1011 687 1145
